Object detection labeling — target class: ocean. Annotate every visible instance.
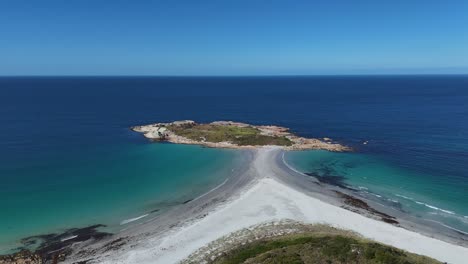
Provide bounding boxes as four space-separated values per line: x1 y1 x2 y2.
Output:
1 76 467 253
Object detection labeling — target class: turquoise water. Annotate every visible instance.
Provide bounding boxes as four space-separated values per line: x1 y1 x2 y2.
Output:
285 150 468 234
0 143 241 253
1 76 468 254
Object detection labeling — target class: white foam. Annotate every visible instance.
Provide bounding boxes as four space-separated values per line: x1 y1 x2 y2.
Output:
425 219 468 235
395 194 413 200
120 214 149 225
61 235 78 242
281 152 308 176
412 201 455 215
191 177 229 203
282 156 458 217
396 194 456 215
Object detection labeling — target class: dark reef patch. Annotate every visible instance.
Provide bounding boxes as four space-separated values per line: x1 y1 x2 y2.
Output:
1 224 111 263
304 172 354 190
304 166 399 226
149 208 160 214
182 199 193 204
334 191 399 225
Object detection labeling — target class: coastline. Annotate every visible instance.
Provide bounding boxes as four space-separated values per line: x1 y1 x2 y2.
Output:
64 147 468 264
0 144 244 262
131 120 351 152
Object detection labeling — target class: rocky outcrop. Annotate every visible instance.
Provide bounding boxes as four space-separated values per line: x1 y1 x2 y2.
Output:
0 225 110 264
0 250 42 264
131 120 351 152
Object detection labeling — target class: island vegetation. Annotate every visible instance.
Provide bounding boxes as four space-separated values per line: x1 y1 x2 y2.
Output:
166 123 293 146
213 234 440 264
185 223 441 264
132 120 350 151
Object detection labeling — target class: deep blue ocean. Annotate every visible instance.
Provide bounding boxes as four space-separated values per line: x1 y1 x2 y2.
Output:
1 76 467 253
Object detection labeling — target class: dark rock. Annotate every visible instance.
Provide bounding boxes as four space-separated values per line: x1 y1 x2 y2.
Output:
1 224 111 263
0 249 42 264
335 191 399 225
182 199 193 204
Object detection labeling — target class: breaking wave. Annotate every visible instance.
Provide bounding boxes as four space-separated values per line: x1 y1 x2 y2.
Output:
120 214 149 225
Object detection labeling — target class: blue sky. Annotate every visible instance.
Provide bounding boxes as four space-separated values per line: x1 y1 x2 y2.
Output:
1 1 467 75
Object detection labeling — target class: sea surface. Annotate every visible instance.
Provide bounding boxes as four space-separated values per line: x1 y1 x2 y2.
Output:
1 76 467 253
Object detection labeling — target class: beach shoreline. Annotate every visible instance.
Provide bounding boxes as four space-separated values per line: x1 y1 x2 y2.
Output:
62 147 468 264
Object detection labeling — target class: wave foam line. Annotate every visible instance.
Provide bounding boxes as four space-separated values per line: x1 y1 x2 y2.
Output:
395 194 455 215
120 214 149 225
121 173 232 228
282 154 463 225
60 235 78 242
395 194 412 200
191 177 229 203
414 201 455 215
281 152 308 176
425 219 468 236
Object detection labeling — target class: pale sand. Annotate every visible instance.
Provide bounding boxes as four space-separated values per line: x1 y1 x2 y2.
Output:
67 148 468 264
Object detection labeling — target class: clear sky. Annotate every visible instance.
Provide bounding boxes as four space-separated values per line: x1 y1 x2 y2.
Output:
1 0 467 76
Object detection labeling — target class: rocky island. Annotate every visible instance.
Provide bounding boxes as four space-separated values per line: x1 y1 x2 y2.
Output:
131 120 350 151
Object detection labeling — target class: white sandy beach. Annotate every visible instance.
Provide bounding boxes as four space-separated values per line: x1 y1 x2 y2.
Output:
68 148 468 264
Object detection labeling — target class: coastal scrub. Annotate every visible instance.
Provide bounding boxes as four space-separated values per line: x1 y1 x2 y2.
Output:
166 123 292 146
213 233 441 264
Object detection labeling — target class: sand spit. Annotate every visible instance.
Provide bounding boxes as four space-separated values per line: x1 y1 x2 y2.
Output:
64 147 468 264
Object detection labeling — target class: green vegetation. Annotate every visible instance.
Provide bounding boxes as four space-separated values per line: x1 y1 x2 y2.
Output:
167 124 292 146
212 234 441 264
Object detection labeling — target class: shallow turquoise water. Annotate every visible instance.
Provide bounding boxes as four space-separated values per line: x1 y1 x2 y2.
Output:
2 76 468 254
285 150 468 234
0 143 241 253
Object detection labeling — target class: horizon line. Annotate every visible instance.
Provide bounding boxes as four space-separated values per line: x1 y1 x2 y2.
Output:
1 73 468 78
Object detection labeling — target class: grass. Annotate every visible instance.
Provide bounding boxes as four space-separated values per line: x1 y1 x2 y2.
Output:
166 124 292 146
212 234 441 264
